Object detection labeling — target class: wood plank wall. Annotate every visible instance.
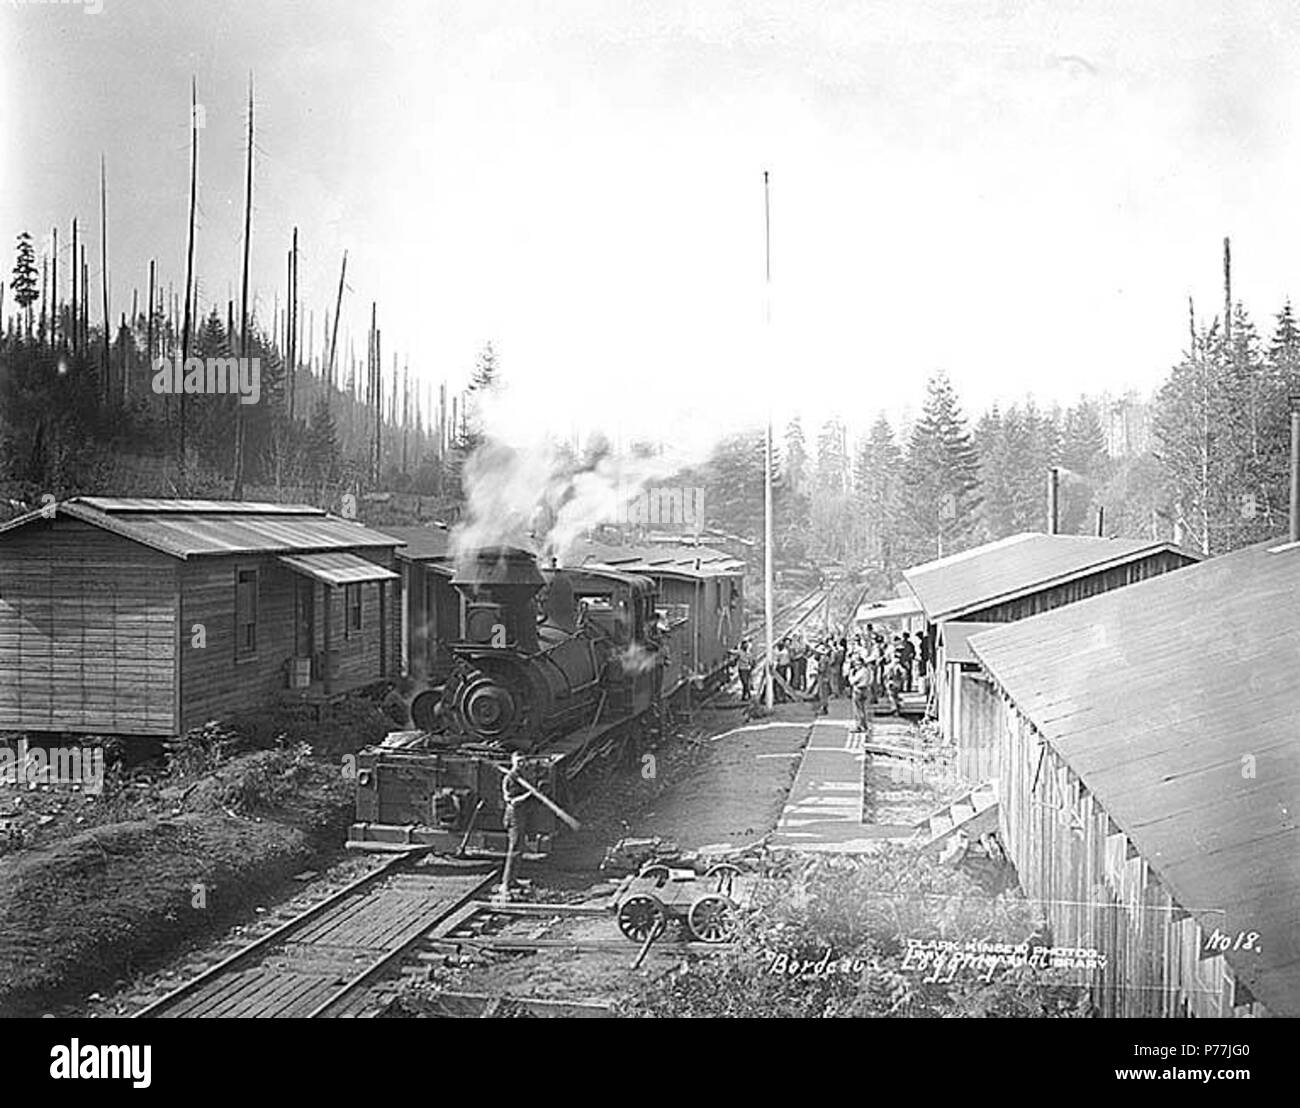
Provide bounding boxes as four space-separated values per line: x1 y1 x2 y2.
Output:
990 684 1264 1017
178 547 400 731
0 519 177 735
945 550 1196 773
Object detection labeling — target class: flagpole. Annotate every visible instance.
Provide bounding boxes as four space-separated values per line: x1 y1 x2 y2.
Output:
763 170 775 710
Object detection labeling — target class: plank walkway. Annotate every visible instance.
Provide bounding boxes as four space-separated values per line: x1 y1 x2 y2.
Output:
770 698 917 854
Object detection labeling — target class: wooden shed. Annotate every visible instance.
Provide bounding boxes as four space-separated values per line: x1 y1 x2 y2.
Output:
903 532 1198 763
0 498 402 738
969 538 1300 1018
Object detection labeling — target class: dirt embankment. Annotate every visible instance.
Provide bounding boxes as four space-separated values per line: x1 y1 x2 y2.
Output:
0 746 356 1017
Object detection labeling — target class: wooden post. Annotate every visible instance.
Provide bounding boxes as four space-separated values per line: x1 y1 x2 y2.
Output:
146 259 155 370
1223 236 1232 345
1290 397 1300 545
180 75 199 479
50 226 57 349
71 217 78 356
100 154 111 401
232 74 253 500
375 326 383 484
290 227 298 420
1047 466 1059 535
322 586 333 696
327 250 346 404
81 247 88 352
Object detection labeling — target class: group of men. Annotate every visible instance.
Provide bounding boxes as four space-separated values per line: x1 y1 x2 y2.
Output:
733 624 931 732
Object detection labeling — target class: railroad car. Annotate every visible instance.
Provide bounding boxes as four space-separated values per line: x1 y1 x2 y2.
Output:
350 544 739 858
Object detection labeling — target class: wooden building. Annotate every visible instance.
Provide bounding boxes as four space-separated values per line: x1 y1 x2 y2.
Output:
903 533 1197 766
0 498 402 738
968 538 1300 1017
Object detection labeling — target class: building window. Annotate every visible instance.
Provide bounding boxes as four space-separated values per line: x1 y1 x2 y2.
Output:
346 583 363 635
235 568 258 657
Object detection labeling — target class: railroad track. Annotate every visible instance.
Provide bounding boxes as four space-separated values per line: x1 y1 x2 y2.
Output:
133 854 498 1019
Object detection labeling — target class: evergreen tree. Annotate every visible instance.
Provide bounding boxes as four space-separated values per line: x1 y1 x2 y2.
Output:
1061 400 1107 478
899 371 982 561
854 414 903 573
1153 318 1235 554
304 394 341 490
783 416 808 496
10 233 39 337
815 417 849 495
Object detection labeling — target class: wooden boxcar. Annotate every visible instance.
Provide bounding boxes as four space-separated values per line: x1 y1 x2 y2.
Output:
567 542 746 697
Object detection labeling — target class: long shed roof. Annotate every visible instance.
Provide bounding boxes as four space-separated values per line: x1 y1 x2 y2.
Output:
0 498 400 559
968 538 1300 1016
903 532 1194 622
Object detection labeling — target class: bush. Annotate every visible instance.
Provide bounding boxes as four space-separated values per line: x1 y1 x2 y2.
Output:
617 849 1092 1018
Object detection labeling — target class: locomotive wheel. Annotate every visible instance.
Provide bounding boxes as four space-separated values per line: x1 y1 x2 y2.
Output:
704 862 742 879
617 895 667 943
639 863 671 884
687 894 734 944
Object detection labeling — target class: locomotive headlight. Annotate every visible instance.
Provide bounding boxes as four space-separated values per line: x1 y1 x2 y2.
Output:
357 770 373 787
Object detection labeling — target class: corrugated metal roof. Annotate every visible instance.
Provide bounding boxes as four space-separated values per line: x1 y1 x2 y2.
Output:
904 532 1195 621
385 524 454 562
968 539 1300 1016
278 552 399 586
566 539 745 577
0 498 401 559
78 497 320 514
939 621 1000 665
854 595 925 624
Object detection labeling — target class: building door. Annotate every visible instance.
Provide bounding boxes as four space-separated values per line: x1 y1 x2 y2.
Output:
295 578 314 657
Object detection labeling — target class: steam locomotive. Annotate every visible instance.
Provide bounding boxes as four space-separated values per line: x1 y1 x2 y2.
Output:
348 543 744 857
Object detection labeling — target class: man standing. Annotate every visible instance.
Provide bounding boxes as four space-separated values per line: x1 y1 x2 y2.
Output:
883 651 906 715
736 639 754 702
773 638 791 702
918 629 935 695
849 659 872 732
500 751 531 898
789 632 808 692
813 645 831 716
898 632 916 693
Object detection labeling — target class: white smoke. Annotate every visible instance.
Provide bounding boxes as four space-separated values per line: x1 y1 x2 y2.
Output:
450 387 711 573
616 641 659 675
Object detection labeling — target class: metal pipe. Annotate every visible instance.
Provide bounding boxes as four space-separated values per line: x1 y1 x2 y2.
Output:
1290 399 1300 543
1047 467 1059 535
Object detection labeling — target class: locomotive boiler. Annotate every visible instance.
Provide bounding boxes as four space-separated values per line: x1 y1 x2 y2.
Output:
408 547 613 750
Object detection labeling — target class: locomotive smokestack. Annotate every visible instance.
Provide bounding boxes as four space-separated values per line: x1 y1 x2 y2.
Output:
451 546 544 653
1047 467 1060 535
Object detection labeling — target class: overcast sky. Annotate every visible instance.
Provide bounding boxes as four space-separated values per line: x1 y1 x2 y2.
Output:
4 0 1299 453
